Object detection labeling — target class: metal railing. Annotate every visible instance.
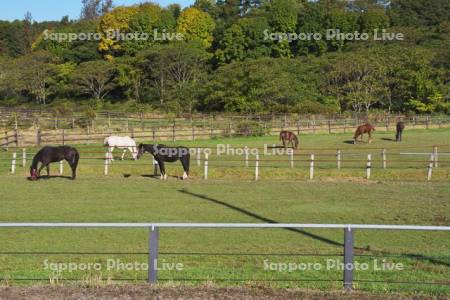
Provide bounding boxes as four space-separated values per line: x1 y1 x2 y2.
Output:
1 223 449 291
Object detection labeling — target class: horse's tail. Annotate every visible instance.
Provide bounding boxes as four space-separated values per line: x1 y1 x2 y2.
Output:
104 137 109 146
279 131 283 141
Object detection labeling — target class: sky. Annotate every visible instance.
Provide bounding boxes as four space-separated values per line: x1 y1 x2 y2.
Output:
0 0 193 22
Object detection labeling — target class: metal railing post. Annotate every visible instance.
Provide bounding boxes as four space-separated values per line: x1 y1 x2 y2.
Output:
343 226 354 292
148 226 159 283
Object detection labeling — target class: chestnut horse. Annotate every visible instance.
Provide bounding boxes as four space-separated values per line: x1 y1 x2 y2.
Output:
279 131 299 149
396 121 405 142
353 124 375 144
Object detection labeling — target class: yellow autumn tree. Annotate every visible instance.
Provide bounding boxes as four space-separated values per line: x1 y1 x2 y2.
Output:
176 8 215 49
98 6 139 59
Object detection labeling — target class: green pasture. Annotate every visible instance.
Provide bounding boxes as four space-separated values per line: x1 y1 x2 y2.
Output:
0 128 449 295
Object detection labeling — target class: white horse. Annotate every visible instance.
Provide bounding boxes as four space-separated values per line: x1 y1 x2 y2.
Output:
104 136 137 161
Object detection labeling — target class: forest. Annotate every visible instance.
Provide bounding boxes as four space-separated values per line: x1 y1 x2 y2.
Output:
0 0 449 116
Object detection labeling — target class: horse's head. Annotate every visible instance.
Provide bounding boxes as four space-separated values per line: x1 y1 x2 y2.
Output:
30 168 38 181
136 144 145 159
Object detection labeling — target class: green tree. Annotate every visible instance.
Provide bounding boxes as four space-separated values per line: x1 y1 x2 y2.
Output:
71 60 116 101
176 7 216 48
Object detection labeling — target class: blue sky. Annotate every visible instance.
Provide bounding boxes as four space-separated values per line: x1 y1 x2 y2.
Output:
0 0 193 22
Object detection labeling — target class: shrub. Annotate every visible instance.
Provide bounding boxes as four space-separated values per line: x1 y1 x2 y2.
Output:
235 120 269 137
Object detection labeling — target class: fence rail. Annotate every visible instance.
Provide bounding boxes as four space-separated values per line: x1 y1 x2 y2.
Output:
0 222 449 291
1 114 450 147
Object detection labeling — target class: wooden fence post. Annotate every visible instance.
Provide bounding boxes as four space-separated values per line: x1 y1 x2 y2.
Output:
309 154 315 180
366 154 372 179
196 148 201 166
22 148 26 167
337 149 341 170
433 146 438 168
14 129 19 147
172 122 176 141
328 120 331 134
289 149 294 168
425 116 429 129
427 154 434 181
152 128 156 142
245 147 249 167
204 153 209 180
4 131 9 151
343 120 347 133
104 152 109 176
62 129 65 145
131 127 135 139
36 129 41 146
192 126 195 141
382 149 387 169
255 152 259 181
11 152 16 174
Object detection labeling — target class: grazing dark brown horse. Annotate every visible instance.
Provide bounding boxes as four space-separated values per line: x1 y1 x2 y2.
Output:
353 124 376 144
30 146 79 180
279 131 299 149
396 121 405 142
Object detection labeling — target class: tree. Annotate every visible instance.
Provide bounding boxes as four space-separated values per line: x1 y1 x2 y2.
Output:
98 6 139 59
116 57 145 102
81 0 114 20
388 0 450 27
266 0 300 57
15 51 57 105
326 52 387 113
140 41 208 116
176 8 216 48
71 60 116 101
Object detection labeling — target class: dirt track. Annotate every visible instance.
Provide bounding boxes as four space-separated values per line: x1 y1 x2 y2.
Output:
0 285 444 300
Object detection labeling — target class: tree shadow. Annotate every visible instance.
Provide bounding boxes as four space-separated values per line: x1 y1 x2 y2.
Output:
178 189 343 247
343 140 355 144
178 189 450 267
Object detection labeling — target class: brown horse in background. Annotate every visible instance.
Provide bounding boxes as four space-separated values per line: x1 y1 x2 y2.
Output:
280 131 299 149
353 124 375 144
396 121 405 142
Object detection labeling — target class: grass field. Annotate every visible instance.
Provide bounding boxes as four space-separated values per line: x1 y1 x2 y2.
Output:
0 128 449 295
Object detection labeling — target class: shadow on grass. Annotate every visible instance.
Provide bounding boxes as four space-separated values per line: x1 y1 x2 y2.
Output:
178 189 450 267
27 175 74 181
381 137 396 142
178 188 343 247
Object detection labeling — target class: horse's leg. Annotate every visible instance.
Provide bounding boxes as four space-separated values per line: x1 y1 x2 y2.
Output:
282 138 286 149
156 159 166 180
180 156 190 180
38 163 46 177
46 164 50 176
68 153 79 180
121 148 127 160
368 131 372 144
109 147 114 161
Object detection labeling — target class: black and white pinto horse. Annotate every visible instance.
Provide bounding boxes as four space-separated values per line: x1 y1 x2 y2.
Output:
137 144 190 180
30 146 79 180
